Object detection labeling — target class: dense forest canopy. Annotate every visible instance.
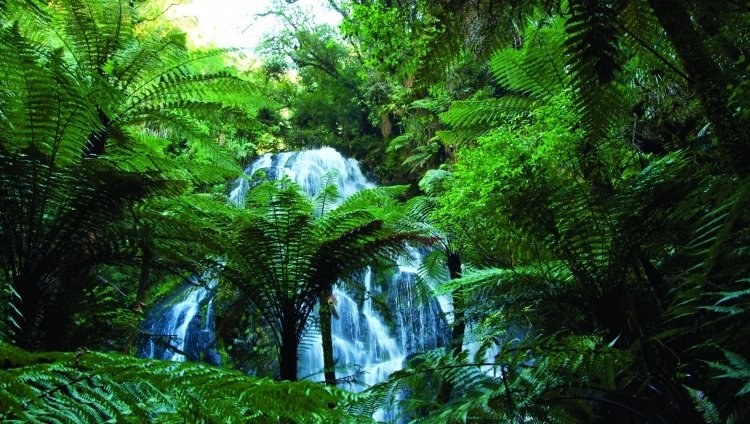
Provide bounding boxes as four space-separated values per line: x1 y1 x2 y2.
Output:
2 0 750 422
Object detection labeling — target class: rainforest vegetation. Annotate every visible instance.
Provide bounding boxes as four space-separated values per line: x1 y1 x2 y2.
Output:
2 0 750 422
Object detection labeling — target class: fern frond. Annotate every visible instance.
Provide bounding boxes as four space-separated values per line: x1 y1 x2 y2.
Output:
564 0 623 86
313 170 342 216
439 96 535 128
415 249 449 294
704 349 750 397
0 344 367 423
684 385 723 424
491 18 569 98
564 1 628 143
0 23 96 165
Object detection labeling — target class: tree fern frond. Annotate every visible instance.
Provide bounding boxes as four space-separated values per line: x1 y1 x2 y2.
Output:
563 1 628 144
565 0 623 86
439 97 535 129
0 23 96 165
109 28 189 92
0 344 366 423
415 249 450 296
313 170 342 217
491 18 569 98
434 267 505 296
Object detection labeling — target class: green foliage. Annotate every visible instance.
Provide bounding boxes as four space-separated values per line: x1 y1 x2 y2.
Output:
0 0 267 350
248 1 750 421
341 0 443 80
704 349 750 397
437 13 629 156
563 0 624 141
356 332 639 423
218 174 434 381
0 343 367 423
257 11 391 177
683 385 723 424
41 0 262 172
4 0 750 421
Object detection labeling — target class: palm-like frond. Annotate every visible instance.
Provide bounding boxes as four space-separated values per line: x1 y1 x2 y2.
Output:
218 175 436 381
436 18 568 147
439 12 627 164
564 0 627 142
0 0 266 348
0 23 96 165
26 0 268 173
436 97 535 147
314 170 343 216
492 18 569 98
0 343 367 423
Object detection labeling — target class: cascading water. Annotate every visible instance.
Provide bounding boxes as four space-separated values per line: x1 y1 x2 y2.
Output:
141 147 450 420
139 274 220 364
230 148 375 204
139 186 242 364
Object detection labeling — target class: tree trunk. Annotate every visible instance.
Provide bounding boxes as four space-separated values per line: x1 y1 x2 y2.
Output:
436 251 463 404
136 246 152 305
15 278 41 349
319 293 336 386
86 108 111 156
279 312 299 382
647 0 750 175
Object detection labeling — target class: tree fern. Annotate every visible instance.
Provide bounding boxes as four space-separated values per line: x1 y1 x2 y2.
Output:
438 12 628 175
427 76 713 419
32 0 268 173
217 175 435 384
0 0 267 349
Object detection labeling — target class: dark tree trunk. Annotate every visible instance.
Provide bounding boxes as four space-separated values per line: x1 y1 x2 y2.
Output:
647 0 750 175
319 293 336 386
136 246 152 305
279 312 299 382
86 108 111 156
436 250 463 404
15 278 41 349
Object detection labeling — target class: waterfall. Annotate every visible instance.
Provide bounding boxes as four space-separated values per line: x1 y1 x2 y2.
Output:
139 275 220 364
141 147 450 419
230 148 375 204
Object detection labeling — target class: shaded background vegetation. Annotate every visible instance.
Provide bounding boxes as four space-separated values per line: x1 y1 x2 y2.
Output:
2 0 750 422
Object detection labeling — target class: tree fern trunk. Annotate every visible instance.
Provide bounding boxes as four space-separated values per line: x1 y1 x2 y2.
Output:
319 293 336 386
436 251 463 404
647 0 750 175
279 312 299 382
86 108 111 156
15 277 41 349
136 247 152 305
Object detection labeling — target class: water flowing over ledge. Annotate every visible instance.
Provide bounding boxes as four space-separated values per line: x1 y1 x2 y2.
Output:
140 148 451 414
